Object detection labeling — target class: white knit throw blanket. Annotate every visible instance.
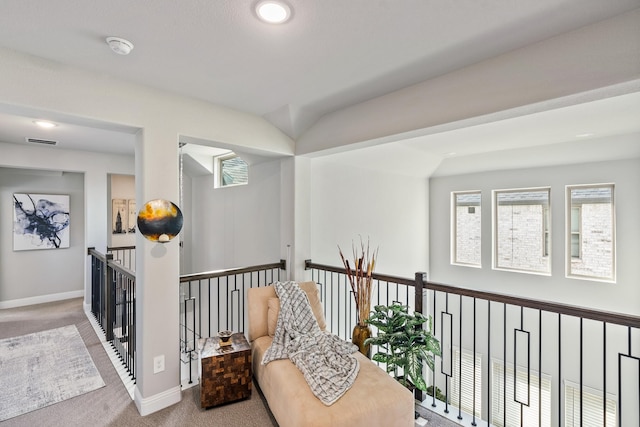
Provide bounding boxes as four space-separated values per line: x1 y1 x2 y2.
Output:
261 281 360 405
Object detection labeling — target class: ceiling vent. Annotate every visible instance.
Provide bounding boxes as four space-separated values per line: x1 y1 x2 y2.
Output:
26 137 58 146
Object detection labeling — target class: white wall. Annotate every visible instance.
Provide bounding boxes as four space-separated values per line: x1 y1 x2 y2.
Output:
0 142 134 307
309 158 429 277
189 159 282 272
429 156 640 316
0 47 294 412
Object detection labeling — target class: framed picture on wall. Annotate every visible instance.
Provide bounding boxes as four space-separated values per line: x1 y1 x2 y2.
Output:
13 193 70 250
112 199 127 234
127 199 136 233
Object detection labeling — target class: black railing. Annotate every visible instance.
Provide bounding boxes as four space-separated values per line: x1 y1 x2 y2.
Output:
304 261 425 401
88 249 639 424
305 260 640 427
88 247 136 382
178 261 286 384
107 245 135 272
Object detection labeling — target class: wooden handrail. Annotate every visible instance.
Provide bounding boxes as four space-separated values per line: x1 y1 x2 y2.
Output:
108 260 135 280
107 245 135 251
180 260 286 283
305 260 415 286
87 247 106 261
305 260 640 329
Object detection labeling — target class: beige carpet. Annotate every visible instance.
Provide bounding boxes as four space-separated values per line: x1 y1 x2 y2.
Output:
0 298 277 427
0 297 461 427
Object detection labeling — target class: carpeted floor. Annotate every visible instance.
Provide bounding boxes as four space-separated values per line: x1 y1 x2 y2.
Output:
0 298 277 427
0 298 460 427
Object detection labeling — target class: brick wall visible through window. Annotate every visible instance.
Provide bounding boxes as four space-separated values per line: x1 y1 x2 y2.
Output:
567 184 615 282
452 191 481 266
493 188 551 275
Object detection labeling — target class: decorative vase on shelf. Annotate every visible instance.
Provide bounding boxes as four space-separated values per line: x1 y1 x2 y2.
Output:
352 323 372 358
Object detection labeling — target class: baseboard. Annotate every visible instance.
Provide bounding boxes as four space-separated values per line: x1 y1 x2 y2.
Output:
0 290 84 309
134 385 182 416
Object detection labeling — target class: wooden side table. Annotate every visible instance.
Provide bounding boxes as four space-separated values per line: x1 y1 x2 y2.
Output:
198 333 252 408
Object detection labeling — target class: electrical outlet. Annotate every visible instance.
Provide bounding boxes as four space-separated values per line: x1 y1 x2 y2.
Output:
153 355 165 374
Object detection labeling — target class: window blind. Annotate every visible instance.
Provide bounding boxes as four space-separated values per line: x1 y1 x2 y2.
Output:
450 349 482 418
565 382 616 427
491 360 551 427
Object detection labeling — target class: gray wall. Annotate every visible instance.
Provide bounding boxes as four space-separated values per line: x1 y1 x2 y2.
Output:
0 168 84 303
189 158 282 273
429 157 640 316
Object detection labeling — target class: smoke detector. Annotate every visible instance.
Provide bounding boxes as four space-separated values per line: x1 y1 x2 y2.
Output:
106 37 134 55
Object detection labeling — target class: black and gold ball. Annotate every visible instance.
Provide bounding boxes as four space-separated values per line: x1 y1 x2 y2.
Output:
137 199 183 242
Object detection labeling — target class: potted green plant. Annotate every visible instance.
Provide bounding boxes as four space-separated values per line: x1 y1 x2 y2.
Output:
364 303 441 392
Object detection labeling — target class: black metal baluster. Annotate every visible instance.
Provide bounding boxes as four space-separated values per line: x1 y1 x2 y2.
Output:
558 314 562 427
458 295 463 421
538 310 542 427
442 293 452 414
487 301 491 424
432 289 437 408
472 297 477 426
503 303 506 427
603 322 607 427
580 317 583 427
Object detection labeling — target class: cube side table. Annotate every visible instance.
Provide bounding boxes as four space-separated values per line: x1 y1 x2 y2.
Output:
198 333 252 408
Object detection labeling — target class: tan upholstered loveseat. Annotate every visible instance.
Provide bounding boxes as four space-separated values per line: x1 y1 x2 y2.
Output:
247 281 414 427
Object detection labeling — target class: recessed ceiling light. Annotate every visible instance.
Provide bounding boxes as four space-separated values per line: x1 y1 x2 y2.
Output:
575 132 594 138
256 1 291 24
106 36 134 55
33 120 57 128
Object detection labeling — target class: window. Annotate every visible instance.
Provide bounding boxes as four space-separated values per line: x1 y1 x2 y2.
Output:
491 361 552 427
452 191 481 267
450 349 482 418
566 184 615 282
216 153 248 188
565 382 616 426
493 188 551 274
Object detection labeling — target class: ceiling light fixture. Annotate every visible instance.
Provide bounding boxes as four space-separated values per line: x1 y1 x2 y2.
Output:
575 132 594 138
256 1 291 24
34 120 57 128
106 36 134 55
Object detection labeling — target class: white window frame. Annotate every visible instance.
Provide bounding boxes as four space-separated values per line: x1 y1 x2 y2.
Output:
451 191 482 268
492 187 551 275
215 153 248 188
565 183 616 283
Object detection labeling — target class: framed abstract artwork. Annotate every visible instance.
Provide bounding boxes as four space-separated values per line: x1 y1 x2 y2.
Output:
13 193 70 250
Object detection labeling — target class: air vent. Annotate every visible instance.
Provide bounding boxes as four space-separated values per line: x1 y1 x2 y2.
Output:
26 137 58 146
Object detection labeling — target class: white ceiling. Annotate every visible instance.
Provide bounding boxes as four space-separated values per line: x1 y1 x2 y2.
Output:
0 0 638 176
